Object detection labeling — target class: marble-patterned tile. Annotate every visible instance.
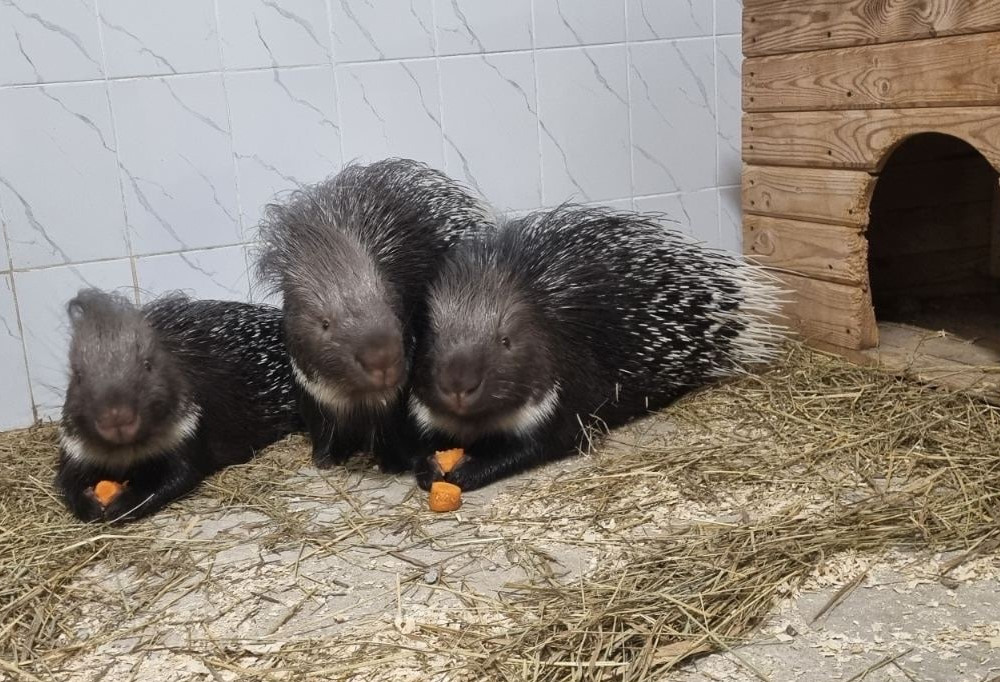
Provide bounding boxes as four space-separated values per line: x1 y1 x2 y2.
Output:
537 45 629 204
0 275 34 429
246 244 283 305
716 36 741 188
585 197 634 212
627 0 713 40
15 259 135 420
328 0 435 62
634 189 719 242
218 0 331 69
339 59 443 169
630 38 717 196
0 83 128 269
99 0 220 78
136 245 250 302
227 66 340 230
0 0 104 86
111 74 241 255
718 185 742 252
715 0 743 35
434 0 532 55
439 53 540 212
534 0 625 49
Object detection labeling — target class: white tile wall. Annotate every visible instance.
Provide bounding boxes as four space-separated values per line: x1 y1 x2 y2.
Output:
538 45 631 204
439 52 540 211
100 0 221 78
0 0 744 429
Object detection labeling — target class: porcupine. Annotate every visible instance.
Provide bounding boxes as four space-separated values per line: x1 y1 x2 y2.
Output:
254 158 493 472
56 288 302 523
407 204 787 490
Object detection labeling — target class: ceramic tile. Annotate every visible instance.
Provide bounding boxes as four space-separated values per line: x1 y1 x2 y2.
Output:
0 0 103 86
634 189 719 242
0 274 33 429
136 245 250 302
630 38 716 195
716 35 741 187
15 259 135 420
218 0 331 69
339 59 443 169
328 0 435 62
0 83 127 269
434 0 532 55
439 53 540 211
112 74 241 255
627 0 713 40
534 0 625 48
100 0 220 78
227 66 340 229
715 0 742 35
537 45 630 204
718 185 742 252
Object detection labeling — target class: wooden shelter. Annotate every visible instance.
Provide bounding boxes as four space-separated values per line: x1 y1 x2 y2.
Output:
741 0 1000 368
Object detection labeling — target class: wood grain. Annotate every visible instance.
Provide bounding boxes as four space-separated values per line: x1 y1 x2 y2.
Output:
744 0 1000 57
744 32 1000 112
743 108 1000 171
743 165 874 226
775 272 877 350
744 214 867 286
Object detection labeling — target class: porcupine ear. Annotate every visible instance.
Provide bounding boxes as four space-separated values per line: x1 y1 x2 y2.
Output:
66 288 109 326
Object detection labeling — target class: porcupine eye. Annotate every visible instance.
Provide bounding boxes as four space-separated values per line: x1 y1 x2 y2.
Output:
321 318 330 331
143 359 153 372
500 336 511 350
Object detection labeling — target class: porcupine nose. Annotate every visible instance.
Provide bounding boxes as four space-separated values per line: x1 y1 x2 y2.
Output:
436 348 485 413
95 405 141 445
354 327 404 389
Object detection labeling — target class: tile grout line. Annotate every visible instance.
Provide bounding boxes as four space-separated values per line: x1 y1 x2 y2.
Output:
713 0 725 248
7 242 253 275
321 0 346 305
624 0 635 210
211 0 251 302
0 180 37 424
429 0 449 177
326 0 348 166
0 33 732 91
93 0 140 305
529 0 544 208
0 173 740 280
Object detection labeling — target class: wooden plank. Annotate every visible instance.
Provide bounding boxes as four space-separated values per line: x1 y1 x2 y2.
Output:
743 108 1000 171
743 0 1000 57
744 214 867 286
742 165 873 226
776 272 876 350
745 32 1000 113
877 324 1000 366
868 323 1000 401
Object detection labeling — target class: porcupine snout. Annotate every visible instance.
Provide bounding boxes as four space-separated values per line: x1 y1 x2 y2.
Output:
352 325 404 390
434 345 486 414
94 404 141 445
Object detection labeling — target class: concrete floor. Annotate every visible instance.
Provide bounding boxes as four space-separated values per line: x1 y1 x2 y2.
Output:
40 439 1000 682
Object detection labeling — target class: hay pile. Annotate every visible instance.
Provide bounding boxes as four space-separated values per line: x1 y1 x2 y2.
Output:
2 345 999 681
